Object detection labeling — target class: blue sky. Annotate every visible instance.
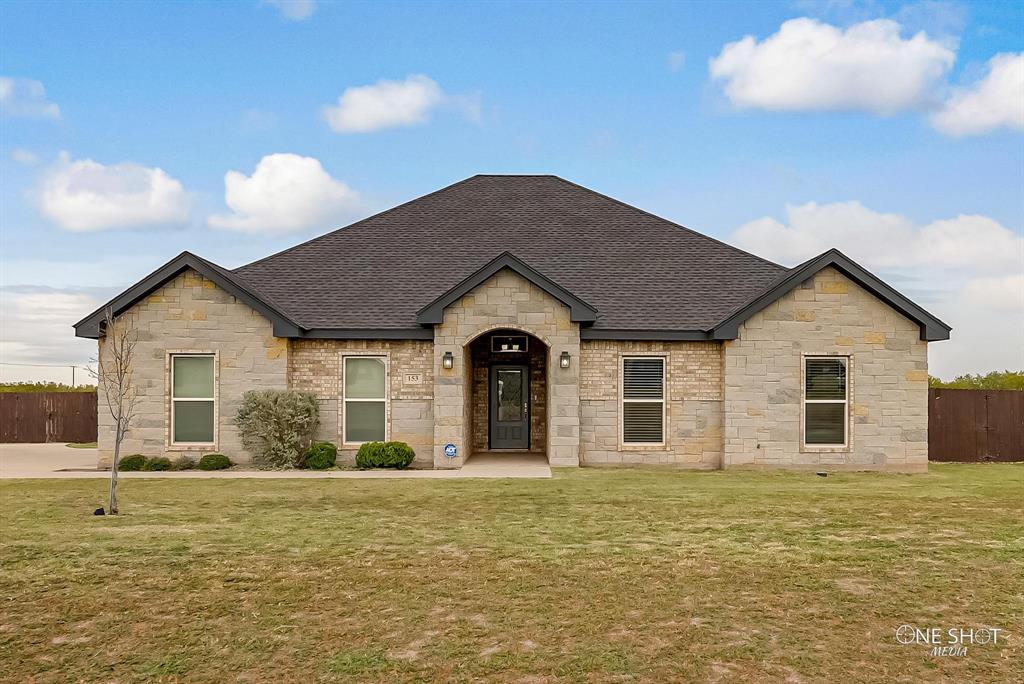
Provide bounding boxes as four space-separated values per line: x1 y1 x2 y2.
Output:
1 0 1022 382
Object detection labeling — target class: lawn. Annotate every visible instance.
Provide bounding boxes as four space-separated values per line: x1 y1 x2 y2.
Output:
1 465 1021 683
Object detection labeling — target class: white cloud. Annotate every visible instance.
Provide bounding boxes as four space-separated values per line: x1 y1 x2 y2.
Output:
10 148 38 165
264 0 316 21
668 51 687 72
0 288 101 383
0 77 60 119
709 18 954 114
38 152 191 231
208 153 360 234
931 52 1024 136
322 74 445 133
732 201 1024 377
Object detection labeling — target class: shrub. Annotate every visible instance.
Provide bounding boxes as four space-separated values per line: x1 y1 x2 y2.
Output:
198 453 232 471
173 456 196 470
118 454 146 471
303 441 337 470
356 441 415 469
235 390 319 468
143 456 173 471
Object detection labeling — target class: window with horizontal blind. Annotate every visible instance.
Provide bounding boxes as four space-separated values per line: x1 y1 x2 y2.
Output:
804 356 848 446
170 354 216 445
622 357 665 444
343 356 387 444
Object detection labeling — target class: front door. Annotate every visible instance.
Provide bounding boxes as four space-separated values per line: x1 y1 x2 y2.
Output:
490 364 529 449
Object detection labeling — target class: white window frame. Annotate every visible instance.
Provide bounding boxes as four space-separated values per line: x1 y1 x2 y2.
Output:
620 355 667 447
342 354 390 446
168 352 218 448
802 355 849 449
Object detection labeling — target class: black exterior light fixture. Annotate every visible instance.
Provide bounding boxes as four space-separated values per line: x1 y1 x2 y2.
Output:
560 351 571 369
442 351 454 369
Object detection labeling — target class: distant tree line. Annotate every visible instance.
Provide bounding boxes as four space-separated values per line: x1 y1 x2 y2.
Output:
929 370 1024 391
0 382 97 393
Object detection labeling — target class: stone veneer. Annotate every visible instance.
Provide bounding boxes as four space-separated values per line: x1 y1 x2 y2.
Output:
95 265 931 473
432 269 581 467
579 340 723 468
287 339 434 467
96 269 288 467
722 266 929 472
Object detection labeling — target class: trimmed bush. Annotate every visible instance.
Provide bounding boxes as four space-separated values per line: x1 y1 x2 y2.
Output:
235 390 319 468
173 456 196 471
303 441 337 470
198 453 232 471
118 454 146 471
356 441 415 469
143 456 173 471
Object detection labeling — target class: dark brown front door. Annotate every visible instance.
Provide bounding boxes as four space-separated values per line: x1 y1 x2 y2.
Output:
490 364 529 449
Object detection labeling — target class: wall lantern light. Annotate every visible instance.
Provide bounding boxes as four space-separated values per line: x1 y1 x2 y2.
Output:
442 351 454 369
560 351 571 369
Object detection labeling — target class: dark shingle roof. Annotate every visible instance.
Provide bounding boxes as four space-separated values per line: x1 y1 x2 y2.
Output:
233 175 788 333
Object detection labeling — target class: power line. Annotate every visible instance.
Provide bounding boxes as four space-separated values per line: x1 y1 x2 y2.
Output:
0 362 94 369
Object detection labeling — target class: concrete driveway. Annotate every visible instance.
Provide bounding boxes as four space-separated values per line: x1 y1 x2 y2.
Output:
0 443 99 478
0 444 551 479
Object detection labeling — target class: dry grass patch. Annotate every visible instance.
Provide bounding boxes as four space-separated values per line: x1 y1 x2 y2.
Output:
1 464 1022 682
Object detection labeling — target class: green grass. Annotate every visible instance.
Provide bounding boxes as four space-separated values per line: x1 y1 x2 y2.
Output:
64 442 97 449
1 464 1021 683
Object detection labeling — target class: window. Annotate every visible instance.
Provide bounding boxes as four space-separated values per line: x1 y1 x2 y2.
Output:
804 357 848 446
344 356 387 443
170 354 216 444
622 357 665 444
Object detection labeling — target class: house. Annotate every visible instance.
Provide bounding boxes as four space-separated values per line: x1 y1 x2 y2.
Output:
75 175 950 472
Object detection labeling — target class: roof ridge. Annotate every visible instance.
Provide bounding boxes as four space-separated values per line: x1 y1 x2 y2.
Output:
235 175 484 273
549 176 786 271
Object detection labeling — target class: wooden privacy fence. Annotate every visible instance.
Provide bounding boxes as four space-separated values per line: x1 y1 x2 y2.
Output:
0 392 98 443
929 388 1024 462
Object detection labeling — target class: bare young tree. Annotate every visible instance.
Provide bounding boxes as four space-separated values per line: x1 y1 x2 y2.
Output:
93 307 139 515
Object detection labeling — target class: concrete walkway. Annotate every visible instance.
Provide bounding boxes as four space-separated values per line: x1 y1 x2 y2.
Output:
0 444 552 479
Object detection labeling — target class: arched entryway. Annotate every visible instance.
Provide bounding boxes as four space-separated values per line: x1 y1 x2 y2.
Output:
466 329 547 456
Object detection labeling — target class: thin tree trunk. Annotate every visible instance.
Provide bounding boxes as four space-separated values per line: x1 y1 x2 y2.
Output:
109 424 121 514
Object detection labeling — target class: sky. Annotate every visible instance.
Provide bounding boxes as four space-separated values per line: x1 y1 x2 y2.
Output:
1 0 1022 384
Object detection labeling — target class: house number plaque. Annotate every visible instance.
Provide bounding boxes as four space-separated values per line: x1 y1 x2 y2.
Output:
403 372 423 385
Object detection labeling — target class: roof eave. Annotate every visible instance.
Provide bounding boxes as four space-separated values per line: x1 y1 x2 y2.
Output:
415 251 598 325
73 252 303 339
709 248 952 342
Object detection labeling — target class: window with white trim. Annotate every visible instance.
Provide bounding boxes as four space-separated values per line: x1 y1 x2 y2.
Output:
622 357 665 444
343 356 387 443
170 354 216 444
803 357 848 446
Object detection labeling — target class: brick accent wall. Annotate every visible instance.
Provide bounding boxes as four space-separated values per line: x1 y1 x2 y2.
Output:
96 269 288 466
579 340 724 468
288 339 434 467
432 269 581 467
722 266 929 472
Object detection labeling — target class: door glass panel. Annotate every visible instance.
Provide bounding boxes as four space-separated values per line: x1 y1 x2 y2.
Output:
497 369 523 422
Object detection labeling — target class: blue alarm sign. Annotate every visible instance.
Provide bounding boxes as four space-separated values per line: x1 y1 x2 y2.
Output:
444 443 458 459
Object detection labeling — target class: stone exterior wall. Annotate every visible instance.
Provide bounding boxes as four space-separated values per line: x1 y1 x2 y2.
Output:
469 334 547 452
288 339 434 467
579 340 723 468
723 267 929 472
432 269 581 467
96 269 288 467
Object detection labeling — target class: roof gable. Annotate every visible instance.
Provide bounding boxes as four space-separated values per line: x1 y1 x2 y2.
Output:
73 252 301 339
711 249 952 341
416 252 598 325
